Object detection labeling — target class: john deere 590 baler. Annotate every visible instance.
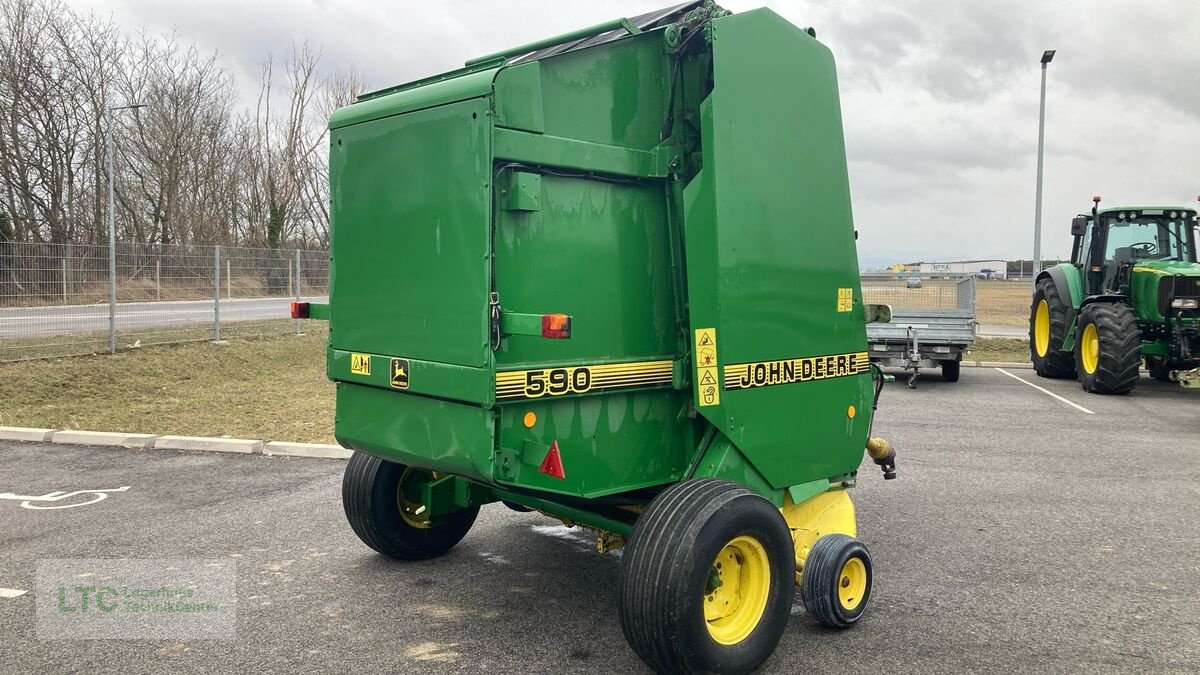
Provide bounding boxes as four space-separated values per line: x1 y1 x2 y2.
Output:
309 3 898 671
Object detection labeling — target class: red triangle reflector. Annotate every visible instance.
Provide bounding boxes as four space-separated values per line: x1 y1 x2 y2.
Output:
538 441 565 479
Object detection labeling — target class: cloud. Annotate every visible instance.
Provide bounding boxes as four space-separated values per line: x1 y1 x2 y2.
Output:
69 0 1200 263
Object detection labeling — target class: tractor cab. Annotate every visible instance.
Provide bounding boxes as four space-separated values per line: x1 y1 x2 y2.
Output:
1071 198 1199 297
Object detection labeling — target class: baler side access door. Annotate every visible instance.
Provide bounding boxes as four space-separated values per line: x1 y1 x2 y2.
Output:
680 9 874 489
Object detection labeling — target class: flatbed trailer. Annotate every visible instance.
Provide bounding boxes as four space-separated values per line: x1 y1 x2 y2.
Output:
863 274 976 387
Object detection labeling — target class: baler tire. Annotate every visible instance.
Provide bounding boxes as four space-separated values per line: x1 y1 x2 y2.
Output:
1075 302 1141 395
617 479 794 675
800 534 873 628
342 452 478 561
1030 278 1076 378
941 360 960 382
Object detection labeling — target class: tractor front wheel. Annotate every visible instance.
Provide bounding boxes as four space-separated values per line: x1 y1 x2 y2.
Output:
342 452 479 560
617 479 794 674
1030 278 1075 378
1075 302 1141 394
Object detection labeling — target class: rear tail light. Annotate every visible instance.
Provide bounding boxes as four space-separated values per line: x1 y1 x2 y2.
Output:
541 313 571 339
290 301 309 319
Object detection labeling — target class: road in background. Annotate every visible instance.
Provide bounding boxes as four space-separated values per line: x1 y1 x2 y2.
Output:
0 296 328 340
1 369 1197 673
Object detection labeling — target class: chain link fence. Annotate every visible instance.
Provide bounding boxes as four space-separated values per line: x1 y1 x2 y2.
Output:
0 241 328 361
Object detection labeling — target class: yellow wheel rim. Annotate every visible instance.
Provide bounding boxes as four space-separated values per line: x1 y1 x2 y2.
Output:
704 535 771 646
396 467 435 529
1034 299 1050 357
837 557 868 611
1080 323 1100 375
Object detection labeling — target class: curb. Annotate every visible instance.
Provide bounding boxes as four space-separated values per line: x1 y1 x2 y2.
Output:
962 361 1033 369
264 441 352 459
52 430 157 449
0 426 57 442
154 435 264 455
0 426 348 460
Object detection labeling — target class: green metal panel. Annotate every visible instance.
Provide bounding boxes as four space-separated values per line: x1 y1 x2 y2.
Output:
329 98 492 368
494 391 690 498
330 67 499 129
681 9 872 489
335 383 495 483
532 31 668 150
493 62 545 133
328 348 494 405
493 174 676 366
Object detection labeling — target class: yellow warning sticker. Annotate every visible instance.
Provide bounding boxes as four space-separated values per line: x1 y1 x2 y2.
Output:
724 351 870 390
350 353 371 376
693 327 720 406
837 288 854 313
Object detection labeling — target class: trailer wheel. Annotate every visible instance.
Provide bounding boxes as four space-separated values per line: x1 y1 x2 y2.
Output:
617 479 793 674
800 534 873 628
941 359 960 382
342 452 478 560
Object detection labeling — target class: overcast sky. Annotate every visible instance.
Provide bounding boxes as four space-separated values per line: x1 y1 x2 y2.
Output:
70 0 1200 265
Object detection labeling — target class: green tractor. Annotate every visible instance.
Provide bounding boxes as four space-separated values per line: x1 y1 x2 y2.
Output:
1030 197 1200 393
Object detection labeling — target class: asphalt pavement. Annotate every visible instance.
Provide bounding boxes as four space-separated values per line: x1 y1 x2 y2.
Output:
0 296 328 339
1 368 1198 673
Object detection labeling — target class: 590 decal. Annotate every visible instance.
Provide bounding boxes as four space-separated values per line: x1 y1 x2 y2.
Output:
496 360 672 401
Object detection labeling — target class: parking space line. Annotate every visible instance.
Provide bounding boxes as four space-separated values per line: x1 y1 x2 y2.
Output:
0 588 28 598
994 368 1095 414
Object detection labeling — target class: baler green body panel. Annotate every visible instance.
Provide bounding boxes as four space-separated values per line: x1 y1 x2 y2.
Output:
682 11 871 487
329 98 492 369
324 5 875 516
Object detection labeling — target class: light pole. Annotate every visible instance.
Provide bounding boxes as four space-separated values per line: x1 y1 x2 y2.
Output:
105 103 145 354
1032 49 1055 280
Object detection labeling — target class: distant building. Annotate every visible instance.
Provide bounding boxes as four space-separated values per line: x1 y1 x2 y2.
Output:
915 259 1007 279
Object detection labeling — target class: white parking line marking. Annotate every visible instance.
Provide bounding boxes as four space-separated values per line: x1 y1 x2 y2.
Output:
994 368 1095 414
0 588 28 598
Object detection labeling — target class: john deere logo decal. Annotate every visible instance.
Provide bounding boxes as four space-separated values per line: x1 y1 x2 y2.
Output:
390 358 410 389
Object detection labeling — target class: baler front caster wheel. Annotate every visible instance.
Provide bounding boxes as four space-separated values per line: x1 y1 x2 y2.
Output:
907 371 918 389
801 533 873 628
617 479 794 674
342 452 479 560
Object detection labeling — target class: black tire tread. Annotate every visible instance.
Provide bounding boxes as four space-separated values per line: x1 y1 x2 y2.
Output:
342 452 478 560
1077 303 1141 395
800 534 872 628
1030 277 1076 378
617 478 792 674
941 360 960 382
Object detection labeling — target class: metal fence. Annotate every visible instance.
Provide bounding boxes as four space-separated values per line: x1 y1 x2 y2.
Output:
859 273 976 312
0 241 328 361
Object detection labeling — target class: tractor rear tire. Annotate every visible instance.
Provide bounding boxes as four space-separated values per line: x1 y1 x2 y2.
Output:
342 452 479 560
617 479 794 675
1030 278 1075 378
1075 303 1141 395
941 359 960 382
800 534 873 628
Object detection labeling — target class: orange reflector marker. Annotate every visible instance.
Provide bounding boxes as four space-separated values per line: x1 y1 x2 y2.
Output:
541 314 571 339
539 440 565 479
523 411 537 428
290 301 309 319
847 405 856 419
